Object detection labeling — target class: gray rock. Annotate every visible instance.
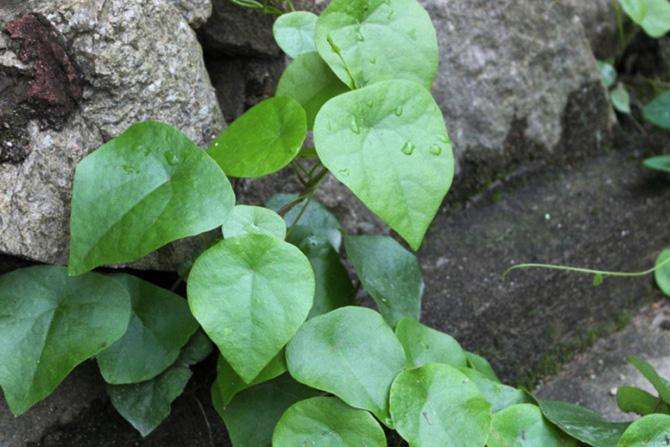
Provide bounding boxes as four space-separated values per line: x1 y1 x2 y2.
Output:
561 0 620 60
167 0 213 28
0 0 225 269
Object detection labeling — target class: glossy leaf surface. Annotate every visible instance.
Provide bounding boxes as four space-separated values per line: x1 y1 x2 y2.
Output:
222 205 287 240
489 404 577 447
395 317 466 368
273 12 318 58
460 367 531 413
618 414 670 447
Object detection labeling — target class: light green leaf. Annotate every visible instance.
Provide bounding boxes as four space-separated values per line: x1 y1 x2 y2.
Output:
213 374 319 447
617 386 668 415
273 396 386 447
598 61 617 88
212 351 286 407
655 248 670 296
188 234 314 382
466 352 501 383
208 97 307 178
315 0 438 89
0 266 131 415
97 274 198 384
345 235 423 326
69 121 235 276
287 227 355 318
644 156 670 173
611 83 631 114
273 12 318 58
643 91 670 129
286 306 407 426
489 404 577 447
276 52 349 129
389 363 492 447
618 414 670 446
537 399 630 447
459 368 531 413
222 205 287 240
628 356 670 404
314 80 454 250
619 0 670 38
395 317 466 368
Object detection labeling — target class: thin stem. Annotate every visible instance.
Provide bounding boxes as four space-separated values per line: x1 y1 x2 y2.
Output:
611 0 626 53
192 395 215 447
286 193 314 238
503 255 670 279
278 167 328 216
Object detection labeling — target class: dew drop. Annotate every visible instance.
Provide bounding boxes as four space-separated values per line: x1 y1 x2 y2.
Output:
356 31 364 42
401 141 415 155
350 116 361 134
439 134 450 144
164 151 179 165
430 145 442 156
369 56 377 65
387 9 396 19
367 100 374 108
394 106 403 117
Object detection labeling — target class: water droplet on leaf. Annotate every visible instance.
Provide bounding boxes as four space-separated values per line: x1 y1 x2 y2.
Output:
430 145 442 156
394 106 403 116
369 56 377 65
367 100 374 108
356 31 364 42
350 116 361 134
402 141 415 155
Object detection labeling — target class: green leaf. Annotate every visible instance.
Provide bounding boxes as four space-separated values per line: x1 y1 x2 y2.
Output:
287 227 355 318
345 235 423 326
489 404 577 447
598 61 617 88
618 414 670 447
273 12 318 58
628 356 670 404
107 331 212 437
213 374 319 447
619 0 670 38
208 97 307 178
389 363 492 447
273 396 386 447
212 351 286 407
394 317 467 368
188 234 314 382
266 193 342 250
315 0 438 89
286 306 407 426
276 52 350 129
222 205 287 240
314 80 454 250
644 156 670 173
466 352 501 383
655 248 670 296
643 91 670 129
68 121 234 276
611 83 631 114
97 274 198 384
537 399 630 447
0 266 131 415
459 368 532 413
617 386 668 415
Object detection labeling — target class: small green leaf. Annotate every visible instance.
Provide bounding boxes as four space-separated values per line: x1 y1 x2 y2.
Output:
315 0 438 89
537 399 630 447
655 248 670 296
222 205 287 240
389 363 492 447
208 97 307 178
276 52 349 129
97 274 198 384
489 404 577 447
188 234 314 382
459 368 532 413
395 317 467 368
611 83 631 114
617 386 668 415
213 374 319 447
643 91 670 129
619 0 670 38
273 12 318 58
466 352 501 383
212 351 286 407
286 306 407 426
345 235 423 326
628 356 670 404
0 266 131 415
273 396 386 447
618 414 670 447
593 273 605 287
69 121 235 275
314 80 454 251
598 61 617 88
644 156 670 173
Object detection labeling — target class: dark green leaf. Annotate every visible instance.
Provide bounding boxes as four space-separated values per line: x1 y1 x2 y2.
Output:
629 356 670 404
618 414 670 446
655 248 670 296
644 156 670 173
488 404 577 447
212 352 286 407
395 317 467 368
273 12 318 58
68 121 234 275
459 367 532 413
643 91 670 129
466 352 501 383
617 386 668 415
222 205 287 240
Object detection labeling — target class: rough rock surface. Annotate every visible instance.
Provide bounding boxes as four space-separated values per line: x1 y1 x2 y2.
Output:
167 0 213 28
562 0 619 60
0 0 224 267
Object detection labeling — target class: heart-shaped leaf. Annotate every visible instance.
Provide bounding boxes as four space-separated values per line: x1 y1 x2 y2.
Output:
489 404 577 447
222 205 287 240
286 306 406 426
395 317 466 368
466 352 501 383
68 121 235 275
314 80 454 250
618 414 670 447
213 351 286 407
619 0 670 38
655 248 670 296
97 274 198 384
188 234 314 382
389 363 492 447
0 266 131 415
315 0 438 89
459 368 531 413
273 12 318 58
273 396 386 447
617 386 668 415
208 97 307 178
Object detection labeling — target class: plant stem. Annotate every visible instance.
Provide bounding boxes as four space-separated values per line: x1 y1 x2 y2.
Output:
278 166 328 217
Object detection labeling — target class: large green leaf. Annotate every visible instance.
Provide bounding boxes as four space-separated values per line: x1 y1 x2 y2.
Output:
315 0 438 89
466 352 501 383
644 156 670 173
618 414 670 447
68 121 234 276
537 399 630 447
488 404 577 447
617 386 669 415
314 80 454 250
273 396 386 447
395 317 466 368
97 274 198 384
389 363 492 447
273 12 318 58
459 368 531 413
188 234 314 382
286 306 407 426
655 248 670 296
208 97 307 178
0 266 131 415
213 374 319 447
345 235 423 326
628 356 670 404
287 227 355 318
619 0 670 38
222 205 287 240
107 331 213 437
643 91 670 129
